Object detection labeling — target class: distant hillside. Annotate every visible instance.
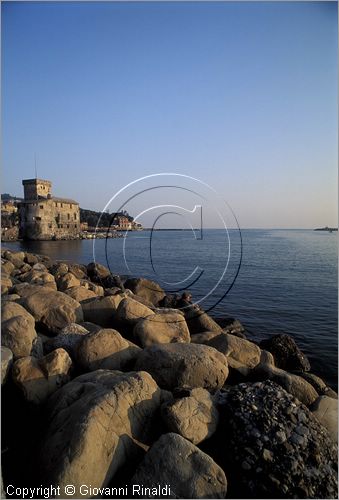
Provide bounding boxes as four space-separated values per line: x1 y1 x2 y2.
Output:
80 208 133 227
1 193 23 202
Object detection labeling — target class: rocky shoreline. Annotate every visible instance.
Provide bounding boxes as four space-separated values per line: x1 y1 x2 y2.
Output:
1 248 338 499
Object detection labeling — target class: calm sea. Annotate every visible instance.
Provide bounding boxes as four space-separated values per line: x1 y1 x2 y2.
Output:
5 229 338 390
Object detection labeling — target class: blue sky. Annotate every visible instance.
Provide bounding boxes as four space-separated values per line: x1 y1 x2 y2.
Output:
2 1 337 228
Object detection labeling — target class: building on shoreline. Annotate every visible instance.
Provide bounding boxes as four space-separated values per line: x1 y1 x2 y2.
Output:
19 178 80 240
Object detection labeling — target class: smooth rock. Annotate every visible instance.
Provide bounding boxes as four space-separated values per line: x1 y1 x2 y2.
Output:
56 272 81 291
184 307 223 335
77 328 141 371
1 346 13 384
134 311 190 347
161 387 219 444
12 348 72 404
131 433 227 499
116 297 155 327
311 396 338 443
20 288 83 333
124 277 166 306
1 302 38 358
208 333 262 368
81 295 122 327
135 343 229 392
64 286 97 302
40 370 163 498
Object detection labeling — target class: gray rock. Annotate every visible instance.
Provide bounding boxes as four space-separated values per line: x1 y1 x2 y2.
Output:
215 380 337 498
260 334 310 372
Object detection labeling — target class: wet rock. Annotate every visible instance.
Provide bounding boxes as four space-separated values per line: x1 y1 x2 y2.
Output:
215 380 337 498
260 334 310 372
134 311 190 347
298 372 338 399
135 343 228 392
161 387 219 444
124 277 166 306
131 433 227 499
12 348 72 404
40 370 163 497
77 328 141 371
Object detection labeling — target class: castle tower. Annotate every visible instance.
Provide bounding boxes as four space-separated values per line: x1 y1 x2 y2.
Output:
22 178 52 201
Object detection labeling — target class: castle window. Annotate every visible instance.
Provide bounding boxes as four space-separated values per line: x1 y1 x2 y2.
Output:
67 224 69 228
59 224 63 228
40 205 44 209
68 213 70 220
36 217 41 221
61 203 63 208
74 213 77 220
70 204 72 209
49 224 52 228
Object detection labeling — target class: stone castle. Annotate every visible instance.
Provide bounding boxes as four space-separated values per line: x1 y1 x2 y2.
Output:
19 178 80 240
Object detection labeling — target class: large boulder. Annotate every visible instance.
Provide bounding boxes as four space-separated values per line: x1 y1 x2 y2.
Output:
134 311 190 347
161 387 219 444
64 286 97 302
1 302 39 358
19 269 56 288
12 348 72 404
4 250 25 268
298 372 338 399
2 259 15 275
251 363 318 406
24 253 39 266
68 263 87 280
116 297 155 327
260 334 310 372
184 307 223 335
215 380 338 499
124 277 165 306
20 288 83 333
56 272 81 292
77 328 141 371
39 370 163 497
81 295 122 327
135 343 228 392
86 262 111 282
191 330 222 345
131 433 227 499
310 396 338 443
44 323 90 358
208 333 262 368
1 273 12 294
1 346 13 384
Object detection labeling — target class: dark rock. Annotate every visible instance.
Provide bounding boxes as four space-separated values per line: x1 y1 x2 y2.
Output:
213 380 337 498
260 334 310 372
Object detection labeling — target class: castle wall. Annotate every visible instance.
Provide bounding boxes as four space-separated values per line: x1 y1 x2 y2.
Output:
23 179 52 200
20 199 80 240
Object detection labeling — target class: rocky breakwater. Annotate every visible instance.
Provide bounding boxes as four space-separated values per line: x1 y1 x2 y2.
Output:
1 248 338 499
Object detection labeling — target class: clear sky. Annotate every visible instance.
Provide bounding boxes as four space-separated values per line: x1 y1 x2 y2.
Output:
2 1 337 228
